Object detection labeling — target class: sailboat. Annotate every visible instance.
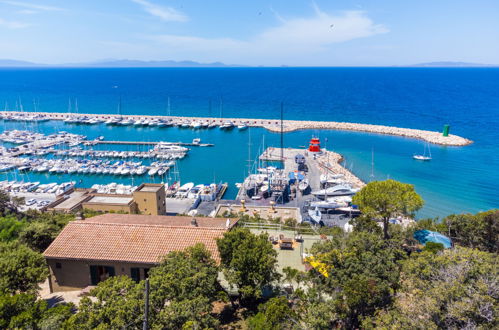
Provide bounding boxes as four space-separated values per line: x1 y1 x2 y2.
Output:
413 142 432 161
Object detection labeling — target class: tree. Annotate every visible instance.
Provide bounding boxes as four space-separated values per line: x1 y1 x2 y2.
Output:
0 216 25 242
0 190 20 216
66 276 144 329
352 179 424 239
67 244 220 329
309 231 407 328
363 247 498 329
0 293 73 329
19 222 59 252
154 296 219 330
0 242 48 294
216 228 280 305
247 296 296 330
443 210 498 252
148 243 220 328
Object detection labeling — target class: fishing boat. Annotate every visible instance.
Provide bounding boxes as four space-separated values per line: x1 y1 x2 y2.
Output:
413 142 432 161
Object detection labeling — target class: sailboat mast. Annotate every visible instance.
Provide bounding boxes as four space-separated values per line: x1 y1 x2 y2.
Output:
370 147 375 182
118 96 122 118
280 102 284 168
219 97 223 118
247 128 252 177
167 97 171 116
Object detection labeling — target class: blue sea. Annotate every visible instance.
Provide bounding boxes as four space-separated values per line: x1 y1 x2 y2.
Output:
0 67 498 219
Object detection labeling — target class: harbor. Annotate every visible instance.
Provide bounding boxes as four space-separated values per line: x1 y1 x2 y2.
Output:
0 110 472 146
0 106 493 219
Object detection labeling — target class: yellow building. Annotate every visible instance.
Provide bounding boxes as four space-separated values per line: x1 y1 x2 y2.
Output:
81 195 137 214
132 183 166 215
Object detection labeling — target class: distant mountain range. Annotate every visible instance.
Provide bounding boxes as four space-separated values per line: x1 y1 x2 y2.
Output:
408 61 497 67
0 59 497 68
0 59 237 68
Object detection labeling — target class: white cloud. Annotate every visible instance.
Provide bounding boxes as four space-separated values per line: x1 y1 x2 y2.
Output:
17 9 37 14
0 0 64 11
131 0 187 22
0 17 30 29
144 8 388 64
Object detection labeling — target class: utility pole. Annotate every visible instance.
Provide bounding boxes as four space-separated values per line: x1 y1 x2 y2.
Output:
143 278 149 330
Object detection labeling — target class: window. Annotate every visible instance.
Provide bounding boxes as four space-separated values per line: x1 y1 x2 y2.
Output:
131 268 140 283
56 262 62 269
144 268 150 278
90 265 116 285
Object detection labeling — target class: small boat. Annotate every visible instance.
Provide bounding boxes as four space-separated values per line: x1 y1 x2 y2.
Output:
220 121 234 129
237 122 248 130
298 179 309 192
190 121 202 129
413 142 432 161
192 138 201 145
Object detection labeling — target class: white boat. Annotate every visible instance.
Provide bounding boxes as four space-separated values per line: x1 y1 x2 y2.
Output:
192 138 201 145
177 182 194 198
308 207 322 223
319 173 345 184
148 167 159 176
413 142 432 161
190 121 202 129
413 154 432 161
237 122 248 130
298 179 309 192
312 184 359 197
220 121 234 129
119 118 134 125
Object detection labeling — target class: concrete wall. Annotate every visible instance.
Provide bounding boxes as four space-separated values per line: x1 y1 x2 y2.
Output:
133 188 166 215
81 202 137 214
47 258 155 293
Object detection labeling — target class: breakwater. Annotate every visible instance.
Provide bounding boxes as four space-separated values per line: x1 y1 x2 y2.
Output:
1 111 472 146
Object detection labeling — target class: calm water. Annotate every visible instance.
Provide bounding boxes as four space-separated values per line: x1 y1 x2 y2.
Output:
1 67 498 219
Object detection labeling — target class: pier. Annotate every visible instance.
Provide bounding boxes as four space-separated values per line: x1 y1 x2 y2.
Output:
1 110 472 146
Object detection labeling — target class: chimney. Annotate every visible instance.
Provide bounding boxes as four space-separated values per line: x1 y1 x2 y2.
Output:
191 218 198 227
75 211 85 221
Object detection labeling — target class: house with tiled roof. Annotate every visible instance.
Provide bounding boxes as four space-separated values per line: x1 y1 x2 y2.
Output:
43 214 237 293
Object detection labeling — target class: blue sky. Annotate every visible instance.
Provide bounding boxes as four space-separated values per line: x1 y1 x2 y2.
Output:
0 0 498 66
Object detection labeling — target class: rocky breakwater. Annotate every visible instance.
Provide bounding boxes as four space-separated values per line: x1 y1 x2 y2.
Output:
263 120 473 146
315 150 366 189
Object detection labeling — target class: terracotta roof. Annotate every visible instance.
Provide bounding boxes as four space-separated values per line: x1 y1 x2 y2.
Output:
79 213 238 229
43 216 230 263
